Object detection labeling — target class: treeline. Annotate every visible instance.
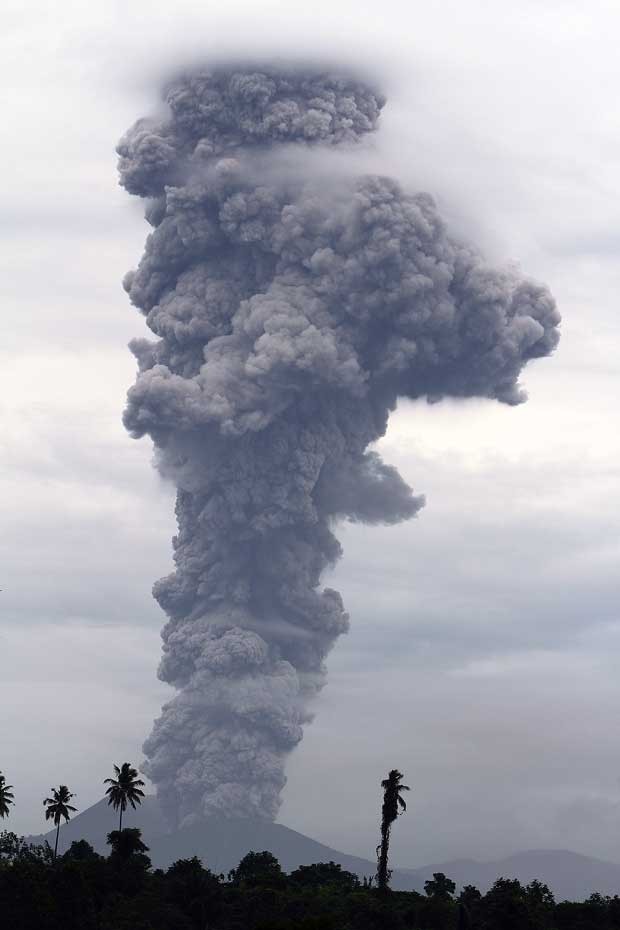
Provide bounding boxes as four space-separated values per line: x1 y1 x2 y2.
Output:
5 766 620 928
2 829 620 930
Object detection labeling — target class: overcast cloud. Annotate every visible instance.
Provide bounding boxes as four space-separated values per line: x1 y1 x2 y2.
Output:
1 0 619 867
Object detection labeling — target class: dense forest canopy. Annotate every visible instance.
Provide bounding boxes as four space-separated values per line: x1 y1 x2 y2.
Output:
2 828 619 930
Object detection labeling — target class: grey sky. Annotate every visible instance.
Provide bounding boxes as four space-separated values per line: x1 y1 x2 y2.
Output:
1 0 619 867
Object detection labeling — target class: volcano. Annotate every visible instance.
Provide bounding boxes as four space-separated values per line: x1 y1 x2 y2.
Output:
27 796 387 882
25 797 620 900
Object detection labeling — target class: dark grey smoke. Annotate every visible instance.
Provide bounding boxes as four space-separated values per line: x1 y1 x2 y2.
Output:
117 64 560 827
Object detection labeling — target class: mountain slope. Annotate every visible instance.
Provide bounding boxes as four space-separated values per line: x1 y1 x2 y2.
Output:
27 797 384 881
409 849 620 902
26 797 620 899
28 796 167 852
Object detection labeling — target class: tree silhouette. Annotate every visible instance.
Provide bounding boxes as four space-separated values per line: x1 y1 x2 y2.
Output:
425 872 456 900
166 857 222 928
228 850 284 888
459 884 482 926
0 772 14 820
290 861 360 891
376 768 409 892
107 827 150 861
107 828 152 894
43 785 77 858
104 762 145 830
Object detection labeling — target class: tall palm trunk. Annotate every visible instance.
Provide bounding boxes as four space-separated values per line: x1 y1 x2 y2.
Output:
119 806 123 831
376 769 409 893
377 823 391 892
54 821 60 859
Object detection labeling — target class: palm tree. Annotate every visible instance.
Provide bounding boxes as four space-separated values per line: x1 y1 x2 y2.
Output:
44 785 77 858
376 769 410 892
0 772 14 819
104 762 145 831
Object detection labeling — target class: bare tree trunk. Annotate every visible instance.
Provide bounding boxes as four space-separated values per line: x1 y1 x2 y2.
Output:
376 824 391 892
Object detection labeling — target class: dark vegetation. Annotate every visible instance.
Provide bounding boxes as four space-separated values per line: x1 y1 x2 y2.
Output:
377 768 410 892
2 767 620 928
3 832 620 930
104 763 145 831
43 786 77 858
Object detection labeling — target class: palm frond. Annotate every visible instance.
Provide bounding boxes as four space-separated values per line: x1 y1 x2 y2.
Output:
104 761 145 821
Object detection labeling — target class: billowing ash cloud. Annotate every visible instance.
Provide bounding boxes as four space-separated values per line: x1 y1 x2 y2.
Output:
117 64 560 827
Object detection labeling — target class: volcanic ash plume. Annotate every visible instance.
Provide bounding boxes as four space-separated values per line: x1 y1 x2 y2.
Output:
117 65 560 826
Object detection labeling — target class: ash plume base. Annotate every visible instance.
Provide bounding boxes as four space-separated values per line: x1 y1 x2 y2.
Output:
117 62 560 827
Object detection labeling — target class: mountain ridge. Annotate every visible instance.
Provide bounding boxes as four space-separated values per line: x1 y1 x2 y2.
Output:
24 797 620 900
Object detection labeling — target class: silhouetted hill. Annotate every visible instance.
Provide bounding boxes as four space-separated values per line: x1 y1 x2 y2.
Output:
27 797 382 882
26 798 620 899
408 849 620 901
